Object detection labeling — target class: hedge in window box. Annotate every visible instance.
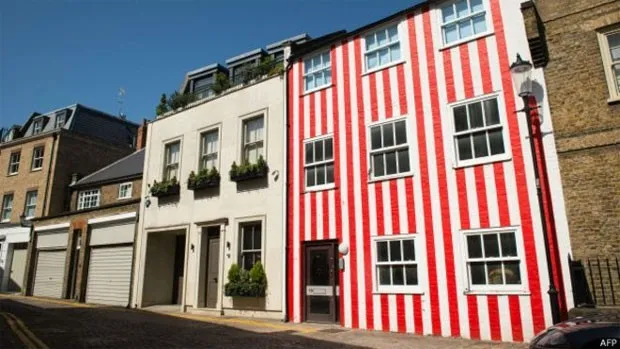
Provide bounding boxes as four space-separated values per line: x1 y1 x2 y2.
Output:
229 156 268 182
150 177 180 197
187 167 220 190
224 262 267 297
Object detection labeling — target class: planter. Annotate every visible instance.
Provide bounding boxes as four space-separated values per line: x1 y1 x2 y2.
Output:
230 166 268 182
150 183 180 198
187 178 220 190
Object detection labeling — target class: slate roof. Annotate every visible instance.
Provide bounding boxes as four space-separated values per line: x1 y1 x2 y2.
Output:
73 148 145 187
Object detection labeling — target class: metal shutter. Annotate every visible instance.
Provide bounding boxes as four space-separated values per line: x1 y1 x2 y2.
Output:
33 250 67 298
85 245 133 307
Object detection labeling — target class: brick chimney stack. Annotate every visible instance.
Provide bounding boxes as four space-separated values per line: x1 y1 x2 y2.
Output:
136 119 149 150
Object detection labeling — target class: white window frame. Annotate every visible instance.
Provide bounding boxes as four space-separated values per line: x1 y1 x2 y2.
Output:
363 22 404 74
8 151 20 175
449 93 511 168
24 190 37 219
55 114 65 129
198 126 220 171
1 193 13 222
371 234 423 294
367 116 414 181
31 146 44 171
438 0 492 49
597 24 620 102
77 189 100 210
461 226 528 294
236 216 266 271
303 50 332 93
118 182 133 200
239 112 266 164
163 140 181 181
32 118 43 135
304 134 335 191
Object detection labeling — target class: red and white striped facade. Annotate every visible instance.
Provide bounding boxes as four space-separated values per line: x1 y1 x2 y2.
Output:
286 0 573 342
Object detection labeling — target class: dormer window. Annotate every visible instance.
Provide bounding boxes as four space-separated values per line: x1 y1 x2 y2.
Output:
192 75 215 100
55 112 66 129
32 119 43 135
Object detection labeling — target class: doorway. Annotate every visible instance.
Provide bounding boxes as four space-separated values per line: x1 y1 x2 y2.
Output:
142 229 186 307
171 234 186 305
304 240 338 323
205 227 220 308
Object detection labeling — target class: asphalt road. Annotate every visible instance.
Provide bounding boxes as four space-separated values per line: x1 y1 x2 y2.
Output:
0 298 364 349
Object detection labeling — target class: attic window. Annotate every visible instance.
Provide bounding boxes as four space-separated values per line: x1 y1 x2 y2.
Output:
55 112 66 128
32 119 43 135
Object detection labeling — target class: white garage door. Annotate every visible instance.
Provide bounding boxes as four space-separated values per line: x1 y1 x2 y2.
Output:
33 250 67 298
85 245 133 307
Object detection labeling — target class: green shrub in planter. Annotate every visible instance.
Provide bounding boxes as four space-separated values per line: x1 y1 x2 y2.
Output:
150 177 180 197
229 156 268 182
224 262 267 297
187 167 220 190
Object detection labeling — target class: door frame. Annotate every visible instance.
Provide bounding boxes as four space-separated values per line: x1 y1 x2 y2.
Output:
302 239 339 323
204 227 221 309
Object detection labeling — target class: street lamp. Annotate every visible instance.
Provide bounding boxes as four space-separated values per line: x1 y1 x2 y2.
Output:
510 54 561 325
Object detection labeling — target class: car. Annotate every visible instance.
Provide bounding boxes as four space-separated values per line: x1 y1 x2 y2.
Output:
529 313 620 349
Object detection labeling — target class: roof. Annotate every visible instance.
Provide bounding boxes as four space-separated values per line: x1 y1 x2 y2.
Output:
266 33 311 51
225 48 266 65
180 63 229 93
73 148 145 187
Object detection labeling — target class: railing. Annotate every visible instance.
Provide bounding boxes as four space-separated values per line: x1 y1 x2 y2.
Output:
231 60 284 86
570 255 620 307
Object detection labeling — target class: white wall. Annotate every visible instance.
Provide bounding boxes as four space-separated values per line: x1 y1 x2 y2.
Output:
134 75 286 317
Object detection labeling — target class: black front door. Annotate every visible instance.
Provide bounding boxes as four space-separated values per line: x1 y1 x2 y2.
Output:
304 241 338 322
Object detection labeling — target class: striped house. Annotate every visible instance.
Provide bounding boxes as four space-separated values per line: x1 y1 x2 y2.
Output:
286 0 573 342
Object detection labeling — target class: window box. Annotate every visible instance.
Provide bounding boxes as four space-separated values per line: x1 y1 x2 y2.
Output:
229 156 268 182
150 178 180 198
224 262 267 297
187 168 220 190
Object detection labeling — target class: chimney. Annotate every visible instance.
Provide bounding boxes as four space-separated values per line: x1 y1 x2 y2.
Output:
71 173 81 185
136 119 149 150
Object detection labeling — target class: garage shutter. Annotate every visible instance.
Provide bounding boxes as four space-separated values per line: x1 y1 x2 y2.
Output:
85 245 133 307
33 250 67 298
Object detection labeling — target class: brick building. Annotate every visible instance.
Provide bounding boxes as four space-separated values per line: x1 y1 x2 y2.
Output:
521 0 620 307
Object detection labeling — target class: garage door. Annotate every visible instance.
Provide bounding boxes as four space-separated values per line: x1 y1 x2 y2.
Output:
33 250 67 298
85 245 133 307
8 244 28 292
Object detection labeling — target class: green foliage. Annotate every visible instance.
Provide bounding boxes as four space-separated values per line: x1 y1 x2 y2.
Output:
224 262 267 297
154 91 197 116
211 73 231 95
149 177 179 197
229 155 268 181
156 93 169 116
227 263 242 283
187 167 220 189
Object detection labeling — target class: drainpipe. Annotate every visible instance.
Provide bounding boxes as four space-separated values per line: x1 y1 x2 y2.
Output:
41 132 58 216
282 44 293 323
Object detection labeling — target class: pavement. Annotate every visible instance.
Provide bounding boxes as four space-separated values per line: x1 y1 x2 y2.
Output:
0 294 528 349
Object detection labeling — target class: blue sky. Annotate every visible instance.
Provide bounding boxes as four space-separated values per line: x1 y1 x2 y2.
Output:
0 0 419 127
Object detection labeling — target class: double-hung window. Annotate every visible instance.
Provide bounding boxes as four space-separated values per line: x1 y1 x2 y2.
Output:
464 229 523 291
364 24 401 71
239 221 262 271
163 141 180 181
597 24 620 101
77 189 100 210
440 0 488 45
242 115 264 164
452 96 506 166
304 52 331 92
199 129 219 171
1 194 13 222
369 119 410 179
118 182 132 199
8 152 20 175
374 237 419 293
304 136 334 189
32 119 43 135
31 146 44 170
24 190 37 218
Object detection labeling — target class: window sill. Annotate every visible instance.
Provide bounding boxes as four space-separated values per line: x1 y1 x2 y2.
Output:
362 60 406 76
302 84 333 96
368 171 413 184
439 32 495 51
31 168 42 172
117 197 132 200
453 154 511 169
374 288 424 295
464 289 530 296
304 184 337 193
7 173 18 177
607 96 620 105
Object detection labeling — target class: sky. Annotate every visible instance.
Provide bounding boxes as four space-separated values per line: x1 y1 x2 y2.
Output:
0 0 420 127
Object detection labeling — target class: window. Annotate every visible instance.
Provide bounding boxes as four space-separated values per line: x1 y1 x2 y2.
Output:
118 182 132 199
242 115 264 164
199 129 219 171
369 119 411 179
32 119 43 135
77 189 100 210
239 221 262 270
55 113 66 128
304 136 334 189
452 96 506 166
31 146 44 170
163 141 180 181
441 0 488 45
193 75 215 100
8 152 20 175
374 237 419 292
364 24 401 71
24 190 37 218
597 25 620 101
1 194 13 222
304 52 331 91
465 230 522 291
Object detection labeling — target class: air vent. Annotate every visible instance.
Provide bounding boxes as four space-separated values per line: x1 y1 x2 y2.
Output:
528 36 549 68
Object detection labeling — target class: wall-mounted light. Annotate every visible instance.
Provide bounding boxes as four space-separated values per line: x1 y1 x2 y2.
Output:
338 242 349 255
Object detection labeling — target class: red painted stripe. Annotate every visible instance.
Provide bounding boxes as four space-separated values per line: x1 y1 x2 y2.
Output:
476 38 493 94
396 64 408 115
459 44 474 99
369 73 379 122
475 166 490 228
467 296 480 339
397 295 406 333
382 69 393 118
509 296 523 341
381 294 389 331
494 163 511 227
408 12 438 335
487 295 501 341
413 294 423 335
309 92 316 138
390 181 400 235
286 65 295 322
297 60 307 321
490 0 545 334
456 170 470 229
321 89 328 135
405 178 416 233
353 37 374 331
443 50 456 103
422 9 460 336
310 193 317 241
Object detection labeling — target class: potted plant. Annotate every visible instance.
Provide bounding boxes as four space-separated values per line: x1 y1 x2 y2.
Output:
229 155 268 182
224 262 267 297
187 167 220 190
149 177 180 198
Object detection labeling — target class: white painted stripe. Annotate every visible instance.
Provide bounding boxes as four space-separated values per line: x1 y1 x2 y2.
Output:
329 190 336 240
498 295 513 342
88 212 136 225
465 167 480 229
316 192 324 240
520 295 535 340
477 295 490 340
304 194 311 242
484 165 500 228
327 88 334 134
486 36 502 92
304 94 310 140
405 294 414 333
376 71 386 121
389 294 398 332
450 48 465 102
468 40 483 97
382 181 392 236
374 294 383 331
398 178 408 235
315 89 322 136
389 67 400 117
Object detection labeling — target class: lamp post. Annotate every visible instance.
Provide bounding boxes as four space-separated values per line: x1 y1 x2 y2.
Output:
510 54 561 325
